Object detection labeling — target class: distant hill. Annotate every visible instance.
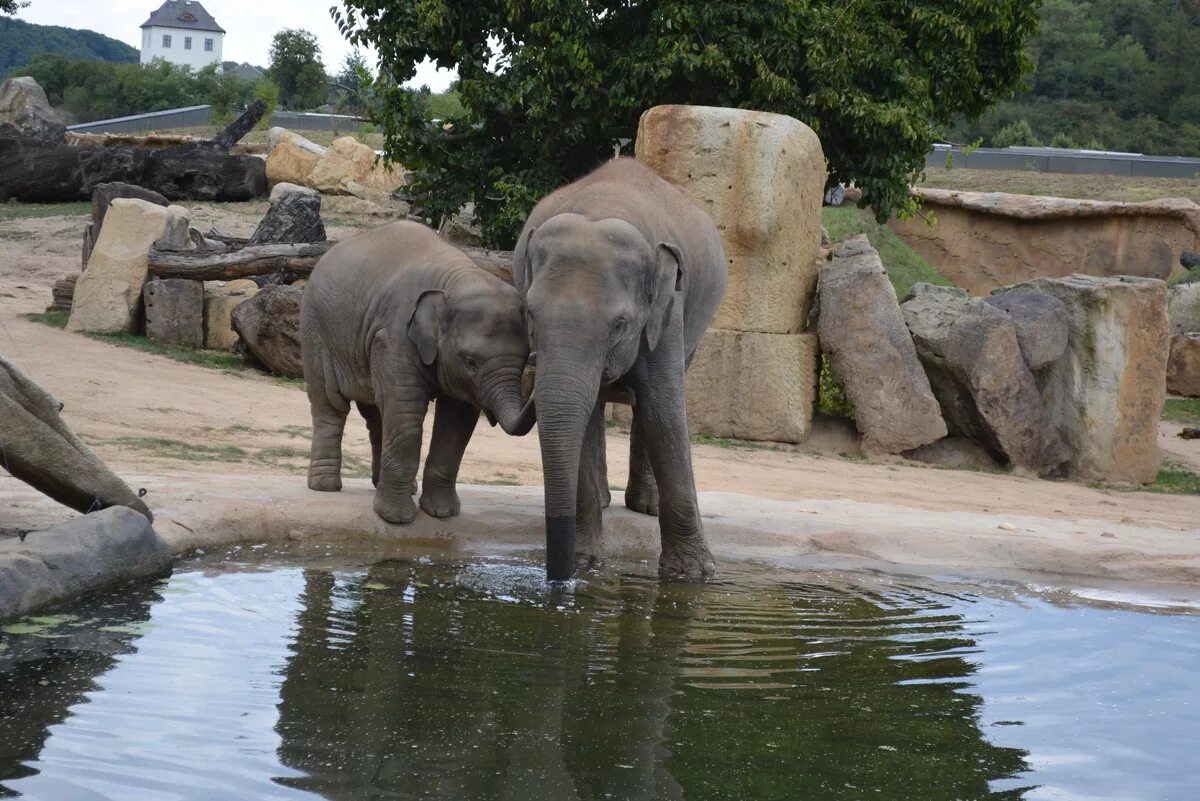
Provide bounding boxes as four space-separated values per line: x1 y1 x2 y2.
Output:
0 18 138 74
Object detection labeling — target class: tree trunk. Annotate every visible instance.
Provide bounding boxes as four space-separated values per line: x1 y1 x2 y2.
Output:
147 241 334 280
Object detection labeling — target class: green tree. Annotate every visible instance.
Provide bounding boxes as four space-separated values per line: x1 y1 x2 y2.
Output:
268 28 325 110
0 1 28 14
335 0 1040 246
993 119 1042 147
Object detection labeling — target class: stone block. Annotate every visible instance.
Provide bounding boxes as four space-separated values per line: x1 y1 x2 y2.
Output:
143 278 203 347
204 282 258 350
1020 275 1168 484
682 328 819 443
985 288 1070 370
310 136 404 197
68 199 170 334
231 285 304 377
1168 283 1200 335
266 139 322 187
635 104 826 333
1167 333 1200 397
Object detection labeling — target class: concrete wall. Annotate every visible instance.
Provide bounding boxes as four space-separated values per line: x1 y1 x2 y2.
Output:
140 26 223 70
928 145 1200 180
68 108 368 135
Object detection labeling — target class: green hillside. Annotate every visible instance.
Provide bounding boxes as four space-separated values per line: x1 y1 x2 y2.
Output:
0 17 137 73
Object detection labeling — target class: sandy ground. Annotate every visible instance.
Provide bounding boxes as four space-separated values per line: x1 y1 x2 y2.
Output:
2 203 1199 587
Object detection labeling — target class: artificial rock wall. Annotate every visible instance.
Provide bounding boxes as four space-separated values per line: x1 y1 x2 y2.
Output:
635 105 826 442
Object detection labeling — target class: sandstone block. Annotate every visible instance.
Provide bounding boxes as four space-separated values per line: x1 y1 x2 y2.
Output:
985 288 1070 370
155 204 194 251
266 139 322 187
204 283 258 350
310 136 403 197
817 238 946 453
68 199 171 334
683 329 818 443
269 181 318 204
1167 333 1200 397
1019 275 1168 484
636 104 826 333
143 279 203 347
1168 283 1200 335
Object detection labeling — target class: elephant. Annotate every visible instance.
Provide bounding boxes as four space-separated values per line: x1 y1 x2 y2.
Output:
513 158 728 581
301 221 535 524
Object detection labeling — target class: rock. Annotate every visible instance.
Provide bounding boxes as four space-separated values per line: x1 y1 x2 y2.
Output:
266 139 323 187
269 181 318 204
984 288 1070 370
636 104 826 333
1168 283 1200 335
320 194 407 217
49 275 77 313
891 189 1200 294
903 437 1004 472
267 127 326 156
900 282 968 303
154 204 194 251
438 203 482 247
683 329 819 443
250 191 325 245
817 237 946 453
0 354 152 521
310 136 403 197
204 282 258 350
143 279 203 347
0 507 170 622
81 222 95 269
91 182 169 233
1167 333 1200 397
901 291 1069 476
231 284 303 377
0 77 65 142
820 227 831 247
1019 275 1168 484
68 199 170 334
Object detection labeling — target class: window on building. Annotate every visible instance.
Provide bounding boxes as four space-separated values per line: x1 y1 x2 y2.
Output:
162 34 172 48
184 36 192 50
205 38 214 52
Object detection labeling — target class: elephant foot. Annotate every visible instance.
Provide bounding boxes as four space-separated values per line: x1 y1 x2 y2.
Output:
419 488 461 519
625 483 659 517
308 469 342 493
374 491 416 525
600 484 612 509
576 550 602 571
659 538 716 581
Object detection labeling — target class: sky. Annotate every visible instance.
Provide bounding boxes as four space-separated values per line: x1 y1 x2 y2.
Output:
15 0 457 90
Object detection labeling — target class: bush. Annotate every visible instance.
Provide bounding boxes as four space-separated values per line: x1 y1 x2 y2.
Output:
992 119 1041 148
1049 132 1077 149
253 81 279 130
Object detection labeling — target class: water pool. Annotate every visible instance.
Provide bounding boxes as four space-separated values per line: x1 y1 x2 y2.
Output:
1 545 1197 801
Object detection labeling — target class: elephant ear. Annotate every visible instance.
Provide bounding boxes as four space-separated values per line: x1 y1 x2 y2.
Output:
645 242 684 352
407 289 446 366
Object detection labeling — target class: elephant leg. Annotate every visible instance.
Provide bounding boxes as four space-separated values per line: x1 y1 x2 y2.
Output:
356 401 382 488
598 424 612 509
372 370 430 525
624 411 659 517
419 396 479 519
307 380 349 493
629 361 715 580
575 400 606 569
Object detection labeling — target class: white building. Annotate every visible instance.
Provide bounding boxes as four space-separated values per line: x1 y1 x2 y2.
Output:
139 1 225 71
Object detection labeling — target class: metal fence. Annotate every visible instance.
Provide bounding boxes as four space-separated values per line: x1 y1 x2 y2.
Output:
67 107 369 135
927 144 1200 179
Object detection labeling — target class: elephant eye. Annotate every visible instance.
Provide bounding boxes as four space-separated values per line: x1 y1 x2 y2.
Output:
464 355 479 372
611 316 627 334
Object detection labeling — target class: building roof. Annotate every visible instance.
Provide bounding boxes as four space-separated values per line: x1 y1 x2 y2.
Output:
140 1 225 34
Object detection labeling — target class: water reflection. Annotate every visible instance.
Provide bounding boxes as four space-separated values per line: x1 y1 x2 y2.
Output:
273 562 1029 800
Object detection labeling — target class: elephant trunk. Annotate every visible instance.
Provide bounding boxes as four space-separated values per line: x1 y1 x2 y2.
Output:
480 360 536 436
533 350 602 581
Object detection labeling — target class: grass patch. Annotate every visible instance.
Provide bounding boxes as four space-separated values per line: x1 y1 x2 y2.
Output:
106 436 248 462
690 434 779 451
0 230 34 241
821 206 952 298
1162 398 1200 426
0 202 90 222
23 312 304 388
921 168 1200 206
1094 460 1200 496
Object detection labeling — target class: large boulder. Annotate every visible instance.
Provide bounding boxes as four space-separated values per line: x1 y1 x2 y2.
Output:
683 329 819 443
204 279 259 350
1018 275 1169 484
635 104 826 333
266 130 326 187
0 77 65 143
310 136 403 198
0 354 152 521
67 199 172 334
901 291 1069 476
1168 283 1200 335
250 190 325 245
983 289 1070 370
817 238 946 453
1167 333 1200 397
84 182 171 268
231 284 304 377
143 278 203 347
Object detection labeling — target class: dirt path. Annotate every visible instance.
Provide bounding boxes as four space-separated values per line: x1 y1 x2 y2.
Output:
2 206 1198 547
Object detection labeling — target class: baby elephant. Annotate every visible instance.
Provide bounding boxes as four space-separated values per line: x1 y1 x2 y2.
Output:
301 221 534 524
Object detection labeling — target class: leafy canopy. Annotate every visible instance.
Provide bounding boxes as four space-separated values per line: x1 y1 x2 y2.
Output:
334 0 1040 247
269 28 326 110
0 0 28 14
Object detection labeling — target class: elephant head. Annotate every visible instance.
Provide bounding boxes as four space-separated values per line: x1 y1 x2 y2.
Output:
521 213 684 580
407 279 536 436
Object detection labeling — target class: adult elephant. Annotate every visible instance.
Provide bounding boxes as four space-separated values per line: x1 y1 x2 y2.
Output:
513 158 727 581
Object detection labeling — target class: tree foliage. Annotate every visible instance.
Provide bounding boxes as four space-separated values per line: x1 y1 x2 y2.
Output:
0 16 138 72
0 0 28 15
946 0 1200 155
269 29 326 110
334 0 1040 246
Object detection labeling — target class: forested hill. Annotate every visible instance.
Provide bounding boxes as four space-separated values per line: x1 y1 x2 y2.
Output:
0 18 138 73
948 0 1200 157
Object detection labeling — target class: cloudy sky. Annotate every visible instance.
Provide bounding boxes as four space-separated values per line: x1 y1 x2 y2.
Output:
16 0 456 90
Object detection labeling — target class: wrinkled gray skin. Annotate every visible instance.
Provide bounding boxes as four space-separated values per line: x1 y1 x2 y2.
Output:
0 355 152 521
514 159 728 581
302 222 535 524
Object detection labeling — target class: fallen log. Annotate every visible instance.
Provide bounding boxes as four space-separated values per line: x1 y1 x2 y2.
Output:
148 241 334 280
458 245 514 285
